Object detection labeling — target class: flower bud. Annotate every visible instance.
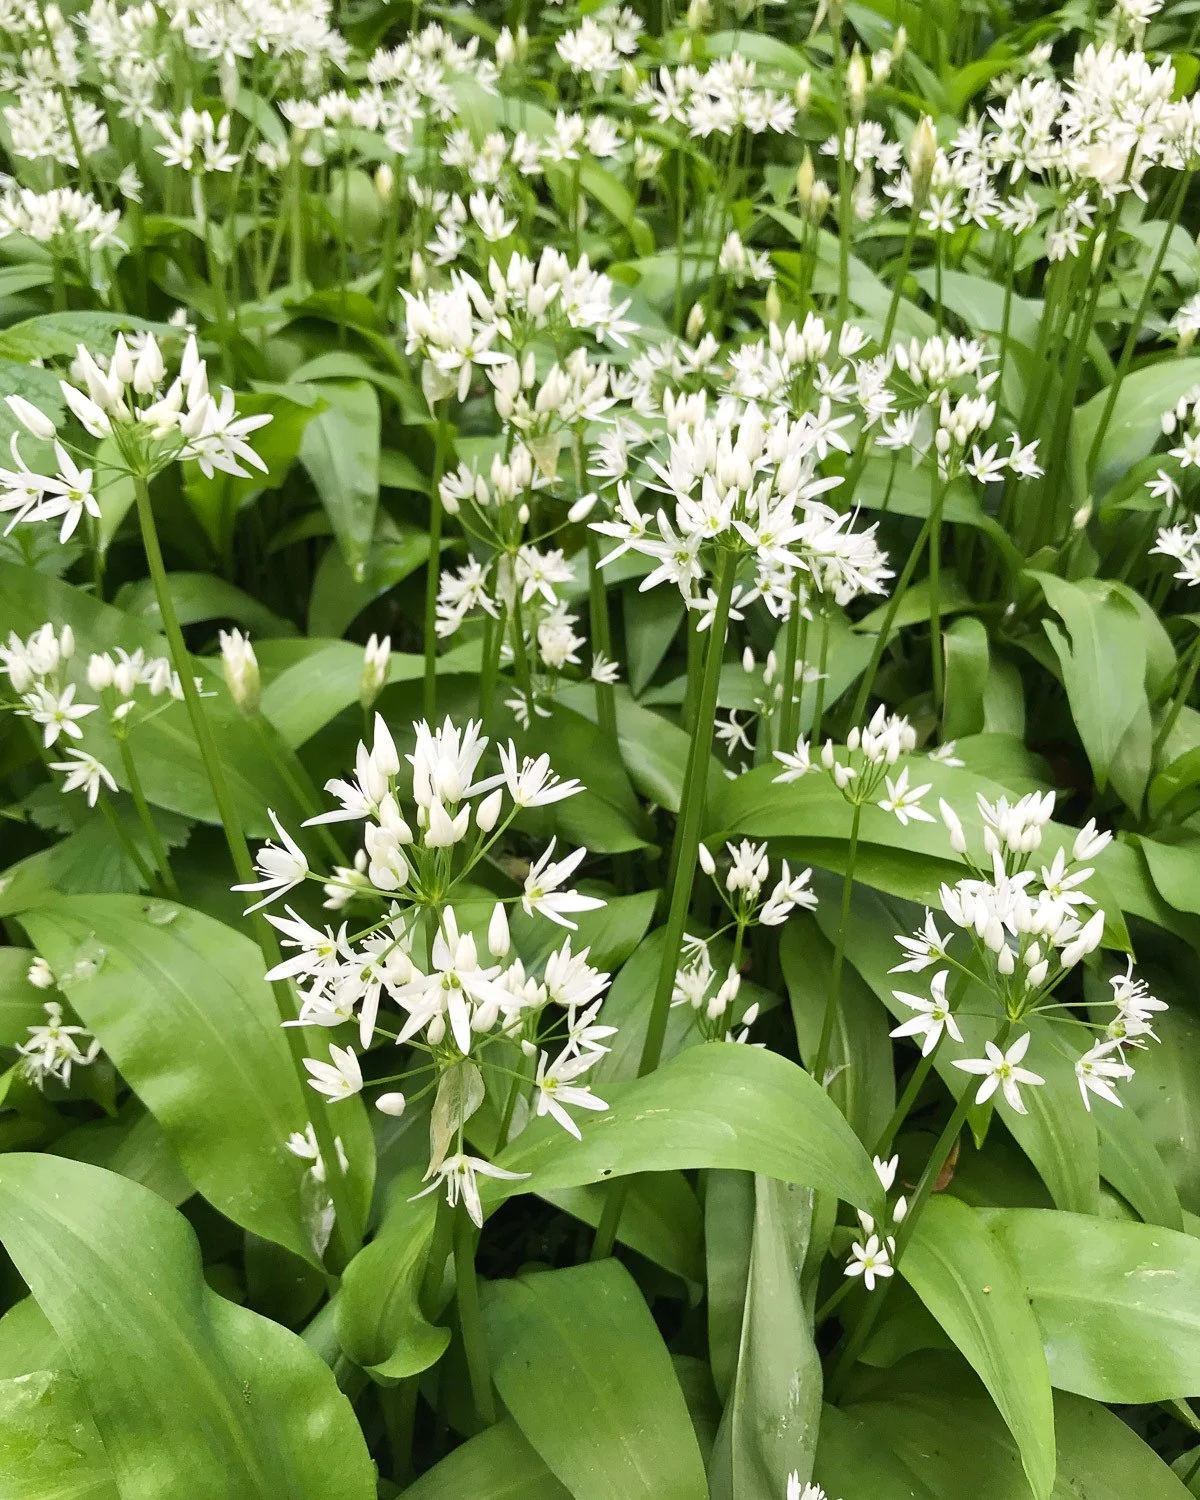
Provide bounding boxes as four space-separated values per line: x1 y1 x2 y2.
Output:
6 394 55 440
218 629 259 717
698 844 716 876
488 902 510 958
794 72 811 112
475 787 503 832
846 49 868 120
87 653 114 691
375 1091 406 1117
909 115 938 207
764 283 782 326
685 302 706 341
375 162 394 202
359 633 391 711
795 150 815 209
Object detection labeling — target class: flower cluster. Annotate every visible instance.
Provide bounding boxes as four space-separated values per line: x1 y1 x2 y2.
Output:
236 715 619 1222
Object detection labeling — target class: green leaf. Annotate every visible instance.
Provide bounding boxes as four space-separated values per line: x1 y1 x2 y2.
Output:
18 894 372 1266
50 1099 192 1207
484 1260 708 1499
259 639 423 747
403 1420 570 1499
0 312 169 362
781 912 895 1147
116 573 298 638
1079 356 1200 495
986 1208 1200 1403
0 1367 117 1499
0 947 45 1046
0 1153 375 1500
307 523 431 638
943 615 990 741
1120 971 1200 1215
492 1043 884 1218
902 1196 1056 1500
0 562 305 837
817 1352 1191 1500
336 1170 449 1382
299 381 381 579
1030 572 1149 803
709 1178 822 1500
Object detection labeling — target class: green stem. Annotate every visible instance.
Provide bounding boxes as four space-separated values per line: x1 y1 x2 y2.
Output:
828 1020 1012 1398
879 205 920 349
97 790 158 890
810 608 832 743
593 553 738 1263
778 580 805 749
1152 629 1200 769
423 405 448 722
132 474 359 1268
479 603 505 734
1087 170 1193 474
812 799 862 1086
585 531 618 744
116 737 180 897
638 552 738 1078
454 1203 496 1426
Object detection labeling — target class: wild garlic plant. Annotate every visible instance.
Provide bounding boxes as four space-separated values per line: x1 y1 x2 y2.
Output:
237 713 618 1222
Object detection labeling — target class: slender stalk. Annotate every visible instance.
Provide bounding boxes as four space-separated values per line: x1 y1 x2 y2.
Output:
132 474 359 1267
479 603 505 734
811 799 862 1087
778 584 808 749
453 1204 496 1426
827 1021 1011 1398
116 737 180 897
97 791 158 890
585 532 618 743
810 608 832 743
638 551 737 1079
423 404 448 721
879 205 920 349
1152 629 1200 768
1087 170 1193 474
929 480 946 712
673 146 687 332
593 553 738 1262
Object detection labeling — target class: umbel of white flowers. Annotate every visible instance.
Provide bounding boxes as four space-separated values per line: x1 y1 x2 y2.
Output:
1 332 271 542
236 714 621 1224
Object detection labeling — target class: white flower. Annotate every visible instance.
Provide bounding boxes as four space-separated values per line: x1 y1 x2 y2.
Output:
844 1234 894 1292
233 810 309 913
953 1032 1045 1114
218 628 259 716
760 861 818 924
303 1043 362 1101
18 1000 100 1088
491 741 583 807
411 1152 530 1228
522 840 605 929
19 683 97 747
878 767 935 826
890 970 963 1056
891 911 953 972
1075 1041 1133 1111
773 737 816 782
534 1050 609 1138
50 748 118 807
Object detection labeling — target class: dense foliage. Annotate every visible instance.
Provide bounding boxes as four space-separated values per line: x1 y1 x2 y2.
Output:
1 0 1200 1495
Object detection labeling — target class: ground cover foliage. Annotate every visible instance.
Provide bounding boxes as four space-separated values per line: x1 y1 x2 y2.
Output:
1 0 1200 1494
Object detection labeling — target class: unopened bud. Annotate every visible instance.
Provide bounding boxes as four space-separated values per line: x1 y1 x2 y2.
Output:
686 302 706 341
359 633 391 711
795 150 815 209
909 115 938 206
764 283 782 326
375 162 394 202
488 902 511 957
698 843 716 876
847 49 868 120
375 1091 406 1117
218 629 259 717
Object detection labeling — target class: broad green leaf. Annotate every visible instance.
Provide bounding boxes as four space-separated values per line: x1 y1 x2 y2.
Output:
336 1170 449 1382
484 1260 708 1499
0 312 168 362
404 1419 570 1499
539 1171 704 1288
903 1196 1056 1500
1120 972 1200 1215
781 912 895 1146
0 561 305 837
298 380 381 579
817 1352 1190 1500
943 615 990 741
0 947 45 1046
18 894 372 1266
624 584 684 696
1079 356 1200 494
1094 1100 1183 1231
259 639 424 747
51 1099 192 1206
0 1367 117 1499
117 573 297 638
492 1043 884 1218
0 1154 374 1500
306 523 431 638
709 1178 822 1500
1030 572 1148 803
706 1170 755 1403
986 1208 1200 1403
